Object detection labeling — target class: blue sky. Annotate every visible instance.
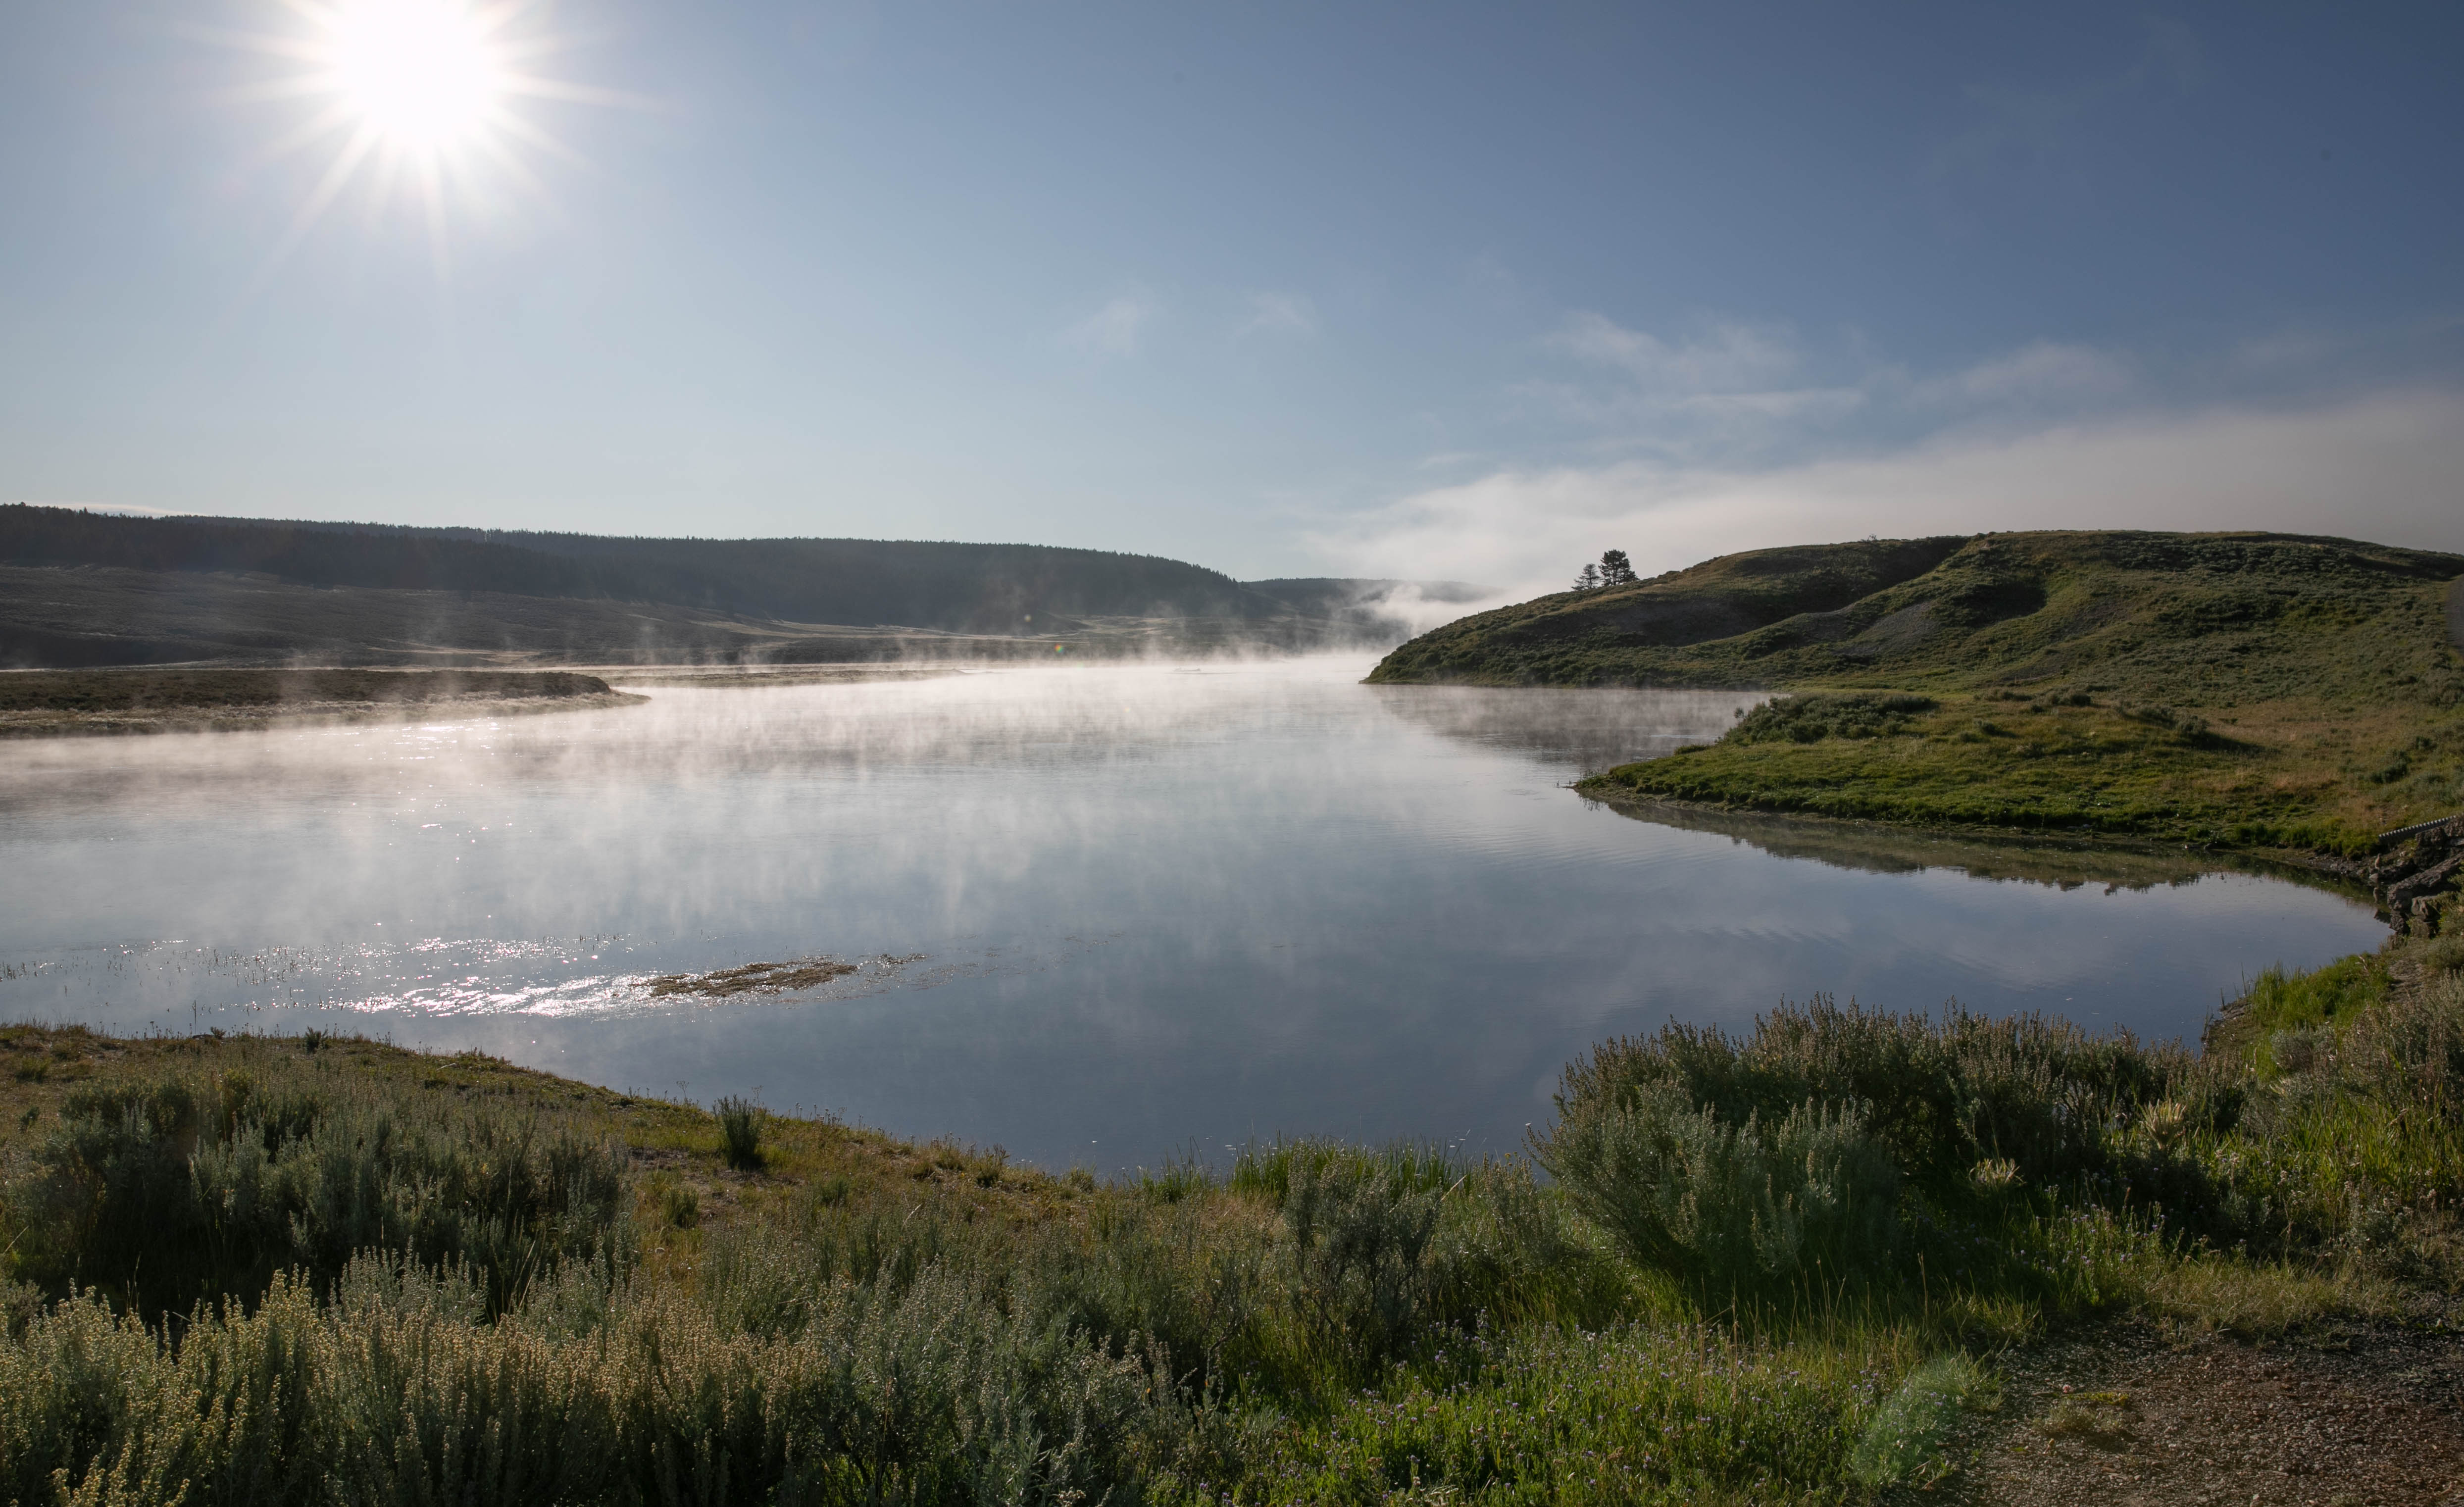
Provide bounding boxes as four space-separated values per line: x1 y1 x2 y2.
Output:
2 1 2459 594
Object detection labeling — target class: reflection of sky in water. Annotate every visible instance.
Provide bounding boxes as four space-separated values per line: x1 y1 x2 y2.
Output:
0 657 2382 1170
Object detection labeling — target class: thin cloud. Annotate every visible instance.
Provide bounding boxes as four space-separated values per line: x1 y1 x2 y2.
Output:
1239 291 1319 340
1913 341 2134 407
1522 313 2162 471
1309 388 2464 605
1061 292 1158 357
1526 312 1884 461
1547 312 1798 391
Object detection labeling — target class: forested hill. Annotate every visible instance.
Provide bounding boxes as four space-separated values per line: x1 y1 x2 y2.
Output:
1368 530 2464 698
0 505 1285 633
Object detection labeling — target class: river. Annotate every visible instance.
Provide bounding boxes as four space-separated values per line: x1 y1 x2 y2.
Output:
0 657 2382 1170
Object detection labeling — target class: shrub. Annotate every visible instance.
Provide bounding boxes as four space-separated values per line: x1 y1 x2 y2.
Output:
1549 996 2195 1199
1538 995 2249 1288
1726 693 1938 745
1539 1081 1901 1296
1231 1139 1621 1361
715 1095 766 1170
2417 929 2464 975
1278 1147 1447 1378
658 1181 701 1229
1 1063 632 1320
0 1253 1185 1507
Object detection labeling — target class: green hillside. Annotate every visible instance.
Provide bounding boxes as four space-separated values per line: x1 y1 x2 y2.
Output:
1371 531 2464 854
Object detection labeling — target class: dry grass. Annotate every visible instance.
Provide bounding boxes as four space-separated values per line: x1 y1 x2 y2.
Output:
2132 1257 2398 1337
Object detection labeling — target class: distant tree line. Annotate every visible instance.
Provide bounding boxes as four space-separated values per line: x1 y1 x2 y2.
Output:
0 504 1294 633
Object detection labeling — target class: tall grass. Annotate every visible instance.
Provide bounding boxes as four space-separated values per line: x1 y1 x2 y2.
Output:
1168 1319 1905 1506
2204 962 2464 1254
716 1094 766 1171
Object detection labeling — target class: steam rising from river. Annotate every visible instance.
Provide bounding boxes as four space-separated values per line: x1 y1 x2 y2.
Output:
0 658 2382 1168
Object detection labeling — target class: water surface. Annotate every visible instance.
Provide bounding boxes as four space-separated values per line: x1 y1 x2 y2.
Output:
0 658 2381 1169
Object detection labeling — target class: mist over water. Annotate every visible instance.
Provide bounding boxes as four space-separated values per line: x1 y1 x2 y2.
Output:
1 657 2382 1170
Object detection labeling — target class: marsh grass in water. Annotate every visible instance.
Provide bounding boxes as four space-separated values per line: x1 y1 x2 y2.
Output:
647 958 860 999
4 937 2464 1503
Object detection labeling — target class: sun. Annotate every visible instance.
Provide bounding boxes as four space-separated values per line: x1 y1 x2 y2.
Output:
321 0 507 151
209 0 614 275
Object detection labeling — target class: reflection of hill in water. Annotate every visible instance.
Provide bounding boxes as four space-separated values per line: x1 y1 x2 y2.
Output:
1590 792 2361 897
1371 685 1758 774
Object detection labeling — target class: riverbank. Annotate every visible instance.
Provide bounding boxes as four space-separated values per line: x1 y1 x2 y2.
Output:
1580 785 2374 893
1580 690 2464 944
1377 529 2464 864
0 666 640 737
594 664 964 689
7 927 2464 1503
1581 687 2453 855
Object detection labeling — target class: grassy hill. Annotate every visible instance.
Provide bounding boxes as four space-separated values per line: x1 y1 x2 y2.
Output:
1370 531 2464 854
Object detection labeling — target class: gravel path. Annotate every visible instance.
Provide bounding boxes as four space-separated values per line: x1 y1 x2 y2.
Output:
1971 1320 2464 1507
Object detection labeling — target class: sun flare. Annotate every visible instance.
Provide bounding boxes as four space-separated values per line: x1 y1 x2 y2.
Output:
322 0 505 151
211 0 611 275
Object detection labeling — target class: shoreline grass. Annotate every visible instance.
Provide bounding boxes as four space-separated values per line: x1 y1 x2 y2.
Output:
1580 688 2453 861
5 921 2462 1504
